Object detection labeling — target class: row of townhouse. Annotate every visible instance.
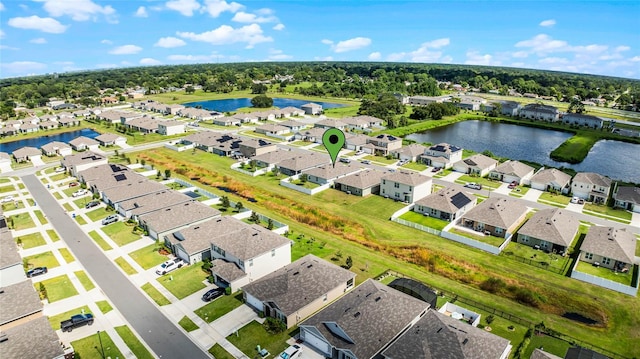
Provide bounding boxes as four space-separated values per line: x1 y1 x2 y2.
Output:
0 116 81 137
6 133 128 163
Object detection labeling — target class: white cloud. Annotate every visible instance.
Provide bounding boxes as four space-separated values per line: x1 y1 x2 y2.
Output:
0 45 19 50
135 6 148 17
465 51 497 65
539 19 556 27
515 34 568 55
615 45 630 52
167 54 218 62
232 11 277 23
1 61 47 74
387 52 405 62
177 24 272 49
0 29 4 38
266 48 292 60
30 37 47 44
8 16 68 33
166 0 201 16
321 39 333 45
511 51 528 58
109 45 142 55
0 2 4 11
54 61 74 66
368 52 381 60
272 23 284 31
323 37 371 53
203 0 243 17
101 39 112 44
538 57 569 64
140 58 162 65
387 38 451 62
154 36 186 48
314 56 333 61
631 56 640 62
441 55 453 63
34 0 116 22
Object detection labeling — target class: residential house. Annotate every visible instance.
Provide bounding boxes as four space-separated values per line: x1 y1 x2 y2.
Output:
314 119 347 130
12 147 41 163
125 117 160 134
453 154 498 177
519 104 560 122
117 190 193 220
232 113 259 124
78 164 140 193
489 160 535 185
408 95 451 106
182 132 241 156
244 254 356 328
495 100 522 116
562 113 604 129
530 168 572 194
57 117 80 127
565 347 610 359
295 127 328 144
461 197 528 238
252 149 301 170
579 226 636 271
334 169 385 196
138 201 222 240
73 109 91 117
391 144 427 162
38 120 58 130
165 104 185 115
613 186 640 213
341 116 371 131
253 110 279 121
394 93 410 104
278 120 307 132
19 123 39 133
100 179 168 208
414 187 477 222
278 152 331 176
179 107 222 121
255 124 290 136
452 95 486 111
0 127 18 137
52 103 77 111
5 120 22 129
299 279 430 359
517 208 580 253
353 115 383 128
380 171 432 203
530 349 562 359
1 228 26 287
97 109 127 123
61 152 108 176
0 153 11 168
213 116 241 127
420 143 463 169
344 133 369 151
69 136 100 151
301 103 322 115
95 133 127 147
364 134 402 156
279 107 305 117
40 141 72 157
238 138 276 158
303 164 361 185
158 120 185 136
381 310 512 359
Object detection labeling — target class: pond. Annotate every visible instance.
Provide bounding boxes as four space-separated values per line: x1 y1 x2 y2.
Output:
182 98 348 113
0 128 101 154
405 120 640 182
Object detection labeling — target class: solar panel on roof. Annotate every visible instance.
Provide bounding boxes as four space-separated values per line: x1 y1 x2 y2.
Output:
114 173 127 181
451 192 472 209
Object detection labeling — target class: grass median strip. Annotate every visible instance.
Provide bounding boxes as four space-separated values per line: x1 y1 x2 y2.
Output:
103 221 141 246
34 210 48 224
141 283 171 306
88 230 113 251
178 316 199 332
96 300 113 314
74 270 95 291
114 257 137 275
157 264 207 299
115 325 155 359
130 244 169 270
47 229 60 242
195 292 243 323
59 248 75 263
209 344 235 359
71 331 123 359
23 251 60 270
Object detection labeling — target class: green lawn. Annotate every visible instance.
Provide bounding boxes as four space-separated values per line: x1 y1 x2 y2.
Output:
71 331 123 359
402 162 428 171
550 133 599 163
575 262 634 286
62 202 73 211
85 207 113 222
23 251 60 270
35 210 49 224
129 244 170 270
48 305 92 330
227 320 297 358
50 173 69 181
75 215 87 225
502 242 572 275
53 192 63 200
141 282 171 306
178 316 199 332
2 200 24 211
209 344 235 359
523 333 572 358
195 291 244 323
115 325 155 359
96 300 113 314
509 186 531 198
583 203 632 221
157 263 208 299
114 257 138 275
362 155 397 165
103 222 141 246
538 192 571 206
399 210 449 230
9 212 36 230
34 274 79 302
74 270 95 291
455 174 501 189
89 230 113 251
289 179 321 189
63 186 85 197
449 228 506 247
433 168 454 178
59 248 75 263
0 185 15 193
15 232 46 249
47 229 60 242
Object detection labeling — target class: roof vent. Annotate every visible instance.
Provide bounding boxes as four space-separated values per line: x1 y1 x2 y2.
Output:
353 312 361 318
307 264 313 269
194 226 200 230
0 333 7 343
463 338 469 345
436 328 443 333
375 296 381 302
365 292 372 297
293 271 300 276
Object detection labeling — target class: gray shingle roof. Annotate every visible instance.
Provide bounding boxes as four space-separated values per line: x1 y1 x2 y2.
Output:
139 201 221 234
0 229 21 269
253 149 302 165
456 154 498 170
573 172 611 188
334 169 385 190
301 279 429 359
303 164 360 181
492 160 534 178
101 179 168 204
531 348 563 359
580 227 636 264
278 152 331 172
212 259 247 282
382 310 511 359
61 151 106 167
392 143 427 158
118 190 193 215
0 316 65 359
69 136 98 147
415 187 475 214
530 168 571 187
517 208 580 247
170 216 247 256
462 197 528 230
614 186 640 205
243 254 355 316
382 171 431 186
41 141 71 153
0 281 43 324
12 146 41 158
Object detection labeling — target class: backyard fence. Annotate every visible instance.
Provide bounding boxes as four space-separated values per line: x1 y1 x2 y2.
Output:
501 252 567 275
570 261 638 296
391 217 441 236
440 230 503 255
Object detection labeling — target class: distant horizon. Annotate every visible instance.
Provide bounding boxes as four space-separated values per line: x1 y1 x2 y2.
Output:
1 1 639 79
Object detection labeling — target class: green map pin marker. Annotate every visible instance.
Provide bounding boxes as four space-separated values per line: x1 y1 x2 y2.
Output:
322 128 346 168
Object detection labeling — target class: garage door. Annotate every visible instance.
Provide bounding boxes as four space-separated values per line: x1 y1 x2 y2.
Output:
176 246 190 263
301 328 330 356
245 293 264 312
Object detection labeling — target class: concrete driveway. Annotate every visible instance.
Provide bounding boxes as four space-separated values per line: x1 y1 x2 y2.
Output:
210 304 259 336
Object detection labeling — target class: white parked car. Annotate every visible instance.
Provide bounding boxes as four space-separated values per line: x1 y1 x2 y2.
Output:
72 189 88 197
55 167 66 173
155 258 185 275
1 196 14 203
279 345 302 359
464 183 482 190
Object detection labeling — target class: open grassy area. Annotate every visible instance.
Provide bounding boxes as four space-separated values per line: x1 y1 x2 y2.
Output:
85 207 113 222
15 232 46 249
74 270 95 291
209 344 235 359
50 173 69 182
115 325 155 359
34 274 79 302
449 228 507 247
0 185 15 193
47 229 60 242
362 154 397 165
538 192 571 206
195 291 244 323
550 133 599 164
23 251 60 270
59 248 75 263
89 230 113 251
141 282 171 306
132 146 640 357
2 200 24 211
399 210 449 230
455 174 501 189
8 212 36 230
129 244 169 270
178 316 199 332
402 161 428 171
102 221 141 246
158 263 208 299
575 262 634 286
96 300 113 314
583 203 632 221
288 179 320 189
227 320 297 358
34 210 48 224
71 331 123 359
524 333 572 358
114 256 138 275
75 215 87 225
502 242 572 275
48 305 92 330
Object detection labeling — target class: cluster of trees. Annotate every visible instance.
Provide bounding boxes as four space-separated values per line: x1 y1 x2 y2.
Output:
409 102 460 120
251 95 273 108
357 93 406 121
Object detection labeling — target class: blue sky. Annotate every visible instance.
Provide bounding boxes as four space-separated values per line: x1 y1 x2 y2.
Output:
1 0 639 79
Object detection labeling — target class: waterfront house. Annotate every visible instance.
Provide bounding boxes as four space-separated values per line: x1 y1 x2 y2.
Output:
571 172 612 204
41 141 72 157
613 186 640 213
516 208 580 253
414 187 477 222
301 103 323 115
489 160 534 185
530 168 572 194
562 113 604 129
419 143 463 169
453 154 498 177
519 104 560 122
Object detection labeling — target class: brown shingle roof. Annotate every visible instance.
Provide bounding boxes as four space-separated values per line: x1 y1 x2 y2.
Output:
573 172 611 188
334 169 385 190
580 227 636 264
462 197 528 230
492 160 534 178
530 168 571 187
139 201 221 234
415 187 475 214
382 171 431 186
517 208 580 247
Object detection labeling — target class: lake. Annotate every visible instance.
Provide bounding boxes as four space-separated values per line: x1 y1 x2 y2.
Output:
182 98 348 112
0 128 101 154
406 120 640 182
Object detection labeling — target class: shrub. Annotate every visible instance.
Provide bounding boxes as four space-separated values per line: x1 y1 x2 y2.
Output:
263 317 286 334
486 315 495 325
479 277 506 294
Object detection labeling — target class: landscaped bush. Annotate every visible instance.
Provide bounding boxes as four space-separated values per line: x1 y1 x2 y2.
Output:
263 317 286 334
479 277 506 293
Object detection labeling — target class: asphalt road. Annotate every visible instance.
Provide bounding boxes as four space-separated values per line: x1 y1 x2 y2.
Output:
22 174 210 359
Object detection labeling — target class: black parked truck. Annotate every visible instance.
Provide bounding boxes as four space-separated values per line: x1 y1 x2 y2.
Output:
60 314 94 332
